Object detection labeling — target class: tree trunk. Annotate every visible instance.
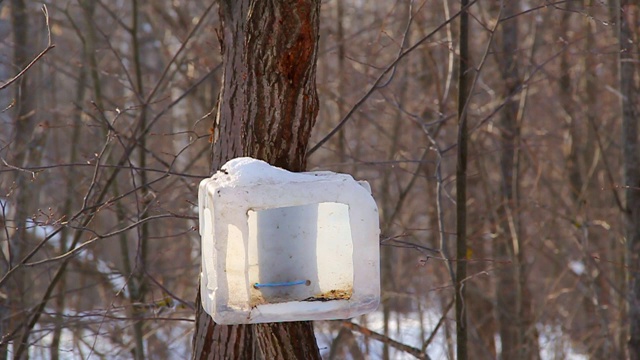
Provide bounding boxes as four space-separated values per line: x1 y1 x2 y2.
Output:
192 1 322 358
2 1 36 358
619 0 640 358
456 1 471 359
495 4 522 359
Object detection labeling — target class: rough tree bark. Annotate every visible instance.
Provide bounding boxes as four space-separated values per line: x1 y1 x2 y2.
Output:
191 1 322 359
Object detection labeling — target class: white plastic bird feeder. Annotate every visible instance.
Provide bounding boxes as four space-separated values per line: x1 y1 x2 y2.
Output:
198 157 380 324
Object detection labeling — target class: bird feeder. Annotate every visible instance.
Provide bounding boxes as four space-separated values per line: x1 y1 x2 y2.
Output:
198 157 380 324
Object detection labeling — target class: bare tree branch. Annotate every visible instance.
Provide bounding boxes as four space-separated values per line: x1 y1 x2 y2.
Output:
0 5 54 91
343 321 431 360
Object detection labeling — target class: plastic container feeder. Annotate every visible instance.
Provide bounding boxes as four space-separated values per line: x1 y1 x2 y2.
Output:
198 157 380 324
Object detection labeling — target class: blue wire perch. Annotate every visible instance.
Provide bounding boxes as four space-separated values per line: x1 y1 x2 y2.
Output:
254 280 311 288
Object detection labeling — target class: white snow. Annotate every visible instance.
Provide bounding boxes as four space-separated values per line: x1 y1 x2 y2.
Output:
216 157 337 186
568 260 585 275
315 307 588 360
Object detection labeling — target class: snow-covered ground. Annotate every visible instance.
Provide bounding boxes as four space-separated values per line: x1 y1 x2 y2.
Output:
1 196 588 359
315 308 587 359
20 305 588 359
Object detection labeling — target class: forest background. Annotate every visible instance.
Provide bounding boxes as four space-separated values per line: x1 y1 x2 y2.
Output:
0 0 639 359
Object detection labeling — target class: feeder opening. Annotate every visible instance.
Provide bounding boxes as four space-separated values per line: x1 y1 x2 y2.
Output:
247 202 354 305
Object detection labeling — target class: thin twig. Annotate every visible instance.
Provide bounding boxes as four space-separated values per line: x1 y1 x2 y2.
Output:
423 298 454 351
0 5 55 90
144 269 196 311
1 158 36 178
307 0 479 155
343 321 431 360
23 214 176 267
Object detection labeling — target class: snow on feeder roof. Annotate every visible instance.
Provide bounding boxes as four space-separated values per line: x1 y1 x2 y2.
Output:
198 157 380 324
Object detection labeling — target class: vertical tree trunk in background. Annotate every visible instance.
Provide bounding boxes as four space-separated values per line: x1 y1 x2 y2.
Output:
191 1 322 358
130 1 148 358
559 2 582 201
494 11 520 360
2 1 35 358
380 103 404 360
563 2 613 356
50 23 88 360
335 0 348 166
584 1 617 355
495 4 526 359
456 1 471 359
619 1 640 358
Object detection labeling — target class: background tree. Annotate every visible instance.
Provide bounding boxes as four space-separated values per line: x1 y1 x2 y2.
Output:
619 0 640 358
455 0 470 359
3 1 39 358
